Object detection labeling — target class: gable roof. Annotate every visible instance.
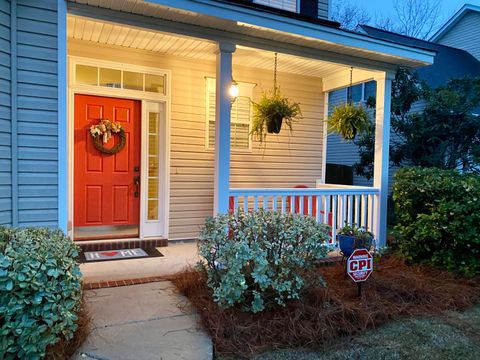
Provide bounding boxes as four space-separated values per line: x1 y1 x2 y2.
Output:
359 24 480 88
430 3 480 42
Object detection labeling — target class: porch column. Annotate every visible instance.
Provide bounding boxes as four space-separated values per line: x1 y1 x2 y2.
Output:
213 42 235 215
373 72 394 248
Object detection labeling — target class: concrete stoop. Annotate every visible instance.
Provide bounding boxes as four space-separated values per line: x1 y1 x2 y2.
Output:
73 281 213 360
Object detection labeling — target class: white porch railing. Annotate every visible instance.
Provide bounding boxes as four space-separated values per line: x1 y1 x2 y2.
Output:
228 186 380 245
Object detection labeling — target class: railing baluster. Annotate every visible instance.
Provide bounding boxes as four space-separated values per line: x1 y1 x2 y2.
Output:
315 196 320 222
272 195 277 212
299 196 304 215
281 196 286 214
362 194 367 228
233 196 238 213
367 194 373 231
339 195 345 229
355 194 360 226
243 196 248 212
332 195 337 245
348 195 353 225
325 195 330 225
253 196 258 211
308 196 312 216
290 196 295 214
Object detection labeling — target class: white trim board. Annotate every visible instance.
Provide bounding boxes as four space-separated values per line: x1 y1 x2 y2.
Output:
67 56 171 240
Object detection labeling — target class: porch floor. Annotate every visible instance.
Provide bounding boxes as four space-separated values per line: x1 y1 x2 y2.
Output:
80 241 199 284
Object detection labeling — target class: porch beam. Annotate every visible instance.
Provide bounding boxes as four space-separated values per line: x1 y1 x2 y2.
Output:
372 72 394 248
213 42 235 215
68 3 408 72
322 69 378 92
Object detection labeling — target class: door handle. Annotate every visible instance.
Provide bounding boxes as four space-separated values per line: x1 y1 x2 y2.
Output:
133 176 140 198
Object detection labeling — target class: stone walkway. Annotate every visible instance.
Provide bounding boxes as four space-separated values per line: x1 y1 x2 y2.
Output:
73 281 213 360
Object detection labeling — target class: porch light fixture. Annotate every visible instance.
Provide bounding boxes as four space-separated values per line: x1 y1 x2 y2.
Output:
229 79 239 103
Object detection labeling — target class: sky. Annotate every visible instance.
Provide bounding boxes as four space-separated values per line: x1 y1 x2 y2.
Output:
341 0 480 35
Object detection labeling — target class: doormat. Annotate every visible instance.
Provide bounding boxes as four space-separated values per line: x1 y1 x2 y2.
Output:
80 248 163 263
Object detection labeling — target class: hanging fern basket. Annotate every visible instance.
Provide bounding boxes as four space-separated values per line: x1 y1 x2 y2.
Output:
328 103 371 141
327 67 372 141
250 53 302 142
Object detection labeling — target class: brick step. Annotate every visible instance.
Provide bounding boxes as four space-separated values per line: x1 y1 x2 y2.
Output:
76 238 168 252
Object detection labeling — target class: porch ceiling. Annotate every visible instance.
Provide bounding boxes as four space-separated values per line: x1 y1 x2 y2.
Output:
67 16 354 79
67 0 435 71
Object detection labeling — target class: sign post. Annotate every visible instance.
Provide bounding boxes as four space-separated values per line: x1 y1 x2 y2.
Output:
347 248 373 296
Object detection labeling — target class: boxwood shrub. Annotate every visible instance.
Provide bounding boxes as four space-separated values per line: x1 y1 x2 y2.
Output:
198 210 331 313
393 167 480 276
0 227 83 359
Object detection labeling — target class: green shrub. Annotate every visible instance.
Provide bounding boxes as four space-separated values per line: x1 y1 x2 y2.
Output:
0 227 83 359
198 210 331 313
393 167 480 276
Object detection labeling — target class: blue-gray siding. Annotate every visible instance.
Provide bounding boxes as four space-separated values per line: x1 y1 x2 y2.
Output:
326 85 373 187
326 83 425 192
1 0 59 227
0 1 11 225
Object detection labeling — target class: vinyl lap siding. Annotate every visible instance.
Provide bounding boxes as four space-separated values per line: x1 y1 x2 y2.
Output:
435 11 480 60
326 88 372 187
0 1 11 225
11 0 59 227
69 40 325 240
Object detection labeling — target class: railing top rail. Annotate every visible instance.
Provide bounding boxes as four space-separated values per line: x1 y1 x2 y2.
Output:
315 183 377 190
229 187 380 196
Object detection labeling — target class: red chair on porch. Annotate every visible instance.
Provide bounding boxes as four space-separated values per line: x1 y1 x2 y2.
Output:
287 185 333 226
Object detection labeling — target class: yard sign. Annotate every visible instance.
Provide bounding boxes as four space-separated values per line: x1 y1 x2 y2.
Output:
347 248 373 282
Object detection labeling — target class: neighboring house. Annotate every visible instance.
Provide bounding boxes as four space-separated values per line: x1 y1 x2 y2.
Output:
431 4 480 61
325 21 480 189
0 0 435 249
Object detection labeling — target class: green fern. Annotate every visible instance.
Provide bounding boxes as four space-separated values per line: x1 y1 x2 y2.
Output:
328 103 371 141
251 88 302 143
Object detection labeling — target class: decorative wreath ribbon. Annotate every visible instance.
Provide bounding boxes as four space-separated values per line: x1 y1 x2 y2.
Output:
89 119 126 155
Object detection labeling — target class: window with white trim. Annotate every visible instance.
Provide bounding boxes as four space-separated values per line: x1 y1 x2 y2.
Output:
253 0 298 12
206 78 255 150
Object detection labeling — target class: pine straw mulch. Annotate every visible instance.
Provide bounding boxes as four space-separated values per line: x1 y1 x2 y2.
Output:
170 256 480 358
45 299 90 360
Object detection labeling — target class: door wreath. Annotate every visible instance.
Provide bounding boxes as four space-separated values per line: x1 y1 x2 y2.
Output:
89 119 126 155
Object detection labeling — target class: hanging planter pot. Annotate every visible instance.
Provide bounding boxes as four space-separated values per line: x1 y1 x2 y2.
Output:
250 53 302 143
266 113 283 134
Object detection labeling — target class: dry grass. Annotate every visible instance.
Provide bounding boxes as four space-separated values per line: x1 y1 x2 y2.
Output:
44 299 90 360
170 256 480 358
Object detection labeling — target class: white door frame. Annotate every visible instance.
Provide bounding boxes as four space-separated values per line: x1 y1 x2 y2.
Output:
67 56 171 240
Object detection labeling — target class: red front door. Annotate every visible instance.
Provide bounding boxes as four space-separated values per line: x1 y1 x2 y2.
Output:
74 95 141 240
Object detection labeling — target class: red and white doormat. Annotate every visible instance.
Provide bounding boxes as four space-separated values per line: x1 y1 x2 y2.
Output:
81 248 163 263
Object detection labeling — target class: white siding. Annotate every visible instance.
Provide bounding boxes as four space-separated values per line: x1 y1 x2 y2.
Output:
436 11 480 61
69 40 325 240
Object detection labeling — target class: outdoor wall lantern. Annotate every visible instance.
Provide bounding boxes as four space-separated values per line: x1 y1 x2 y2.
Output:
229 79 239 103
